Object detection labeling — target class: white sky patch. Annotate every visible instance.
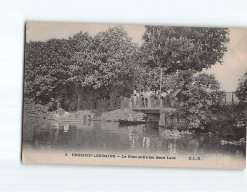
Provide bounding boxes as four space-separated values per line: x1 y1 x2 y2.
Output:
206 28 247 92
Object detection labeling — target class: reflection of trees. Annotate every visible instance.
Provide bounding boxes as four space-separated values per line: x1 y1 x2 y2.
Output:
175 135 200 154
24 118 245 159
158 128 201 155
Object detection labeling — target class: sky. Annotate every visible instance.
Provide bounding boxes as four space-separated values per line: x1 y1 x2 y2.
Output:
26 22 247 92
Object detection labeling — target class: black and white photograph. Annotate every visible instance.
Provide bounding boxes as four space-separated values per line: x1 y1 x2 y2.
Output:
22 22 246 169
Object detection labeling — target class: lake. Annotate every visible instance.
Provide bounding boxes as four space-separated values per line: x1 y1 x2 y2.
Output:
22 119 246 169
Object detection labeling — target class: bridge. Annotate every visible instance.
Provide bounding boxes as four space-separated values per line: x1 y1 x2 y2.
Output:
131 107 177 127
129 91 239 127
132 107 160 114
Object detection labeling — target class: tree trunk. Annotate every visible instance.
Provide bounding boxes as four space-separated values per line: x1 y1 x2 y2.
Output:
76 85 83 110
109 86 118 109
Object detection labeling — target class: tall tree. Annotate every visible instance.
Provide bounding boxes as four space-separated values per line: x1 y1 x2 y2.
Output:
141 26 229 72
86 26 140 107
141 26 229 90
68 32 95 110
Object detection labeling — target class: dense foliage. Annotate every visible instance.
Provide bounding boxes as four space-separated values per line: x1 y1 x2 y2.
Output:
156 70 220 129
236 72 247 104
25 27 142 111
25 38 74 105
141 26 229 73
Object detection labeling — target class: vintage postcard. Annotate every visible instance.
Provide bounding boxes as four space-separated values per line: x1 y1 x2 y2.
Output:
22 22 246 169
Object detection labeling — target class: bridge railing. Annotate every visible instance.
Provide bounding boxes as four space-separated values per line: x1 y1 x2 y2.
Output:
129 96 177 108
210 91 239 106
129 91 239 109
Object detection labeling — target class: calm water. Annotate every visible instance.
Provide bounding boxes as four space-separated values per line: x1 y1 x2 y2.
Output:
22 119 246 158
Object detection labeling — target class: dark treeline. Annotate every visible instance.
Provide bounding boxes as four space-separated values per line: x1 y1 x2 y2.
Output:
25 27 141 111
25 25 237 129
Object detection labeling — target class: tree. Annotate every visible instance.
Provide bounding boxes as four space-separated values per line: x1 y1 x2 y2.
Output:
141 26 229 90
81 26 140 107
164 71 220 129
142 26 229 72
67 31 95 110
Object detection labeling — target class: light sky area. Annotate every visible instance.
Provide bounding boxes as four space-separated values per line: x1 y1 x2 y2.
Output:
26 22 247 92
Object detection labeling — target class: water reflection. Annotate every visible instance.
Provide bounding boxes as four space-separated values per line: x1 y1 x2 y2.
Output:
22 119 246 158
